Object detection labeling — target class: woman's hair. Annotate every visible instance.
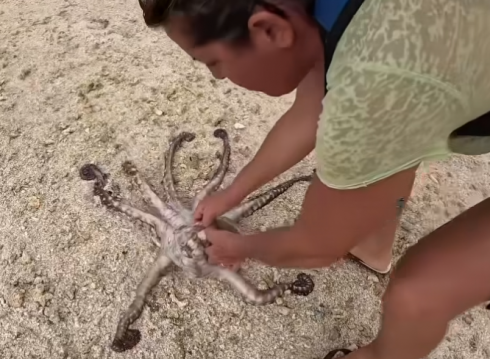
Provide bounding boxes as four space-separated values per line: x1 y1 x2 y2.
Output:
138 0 314 46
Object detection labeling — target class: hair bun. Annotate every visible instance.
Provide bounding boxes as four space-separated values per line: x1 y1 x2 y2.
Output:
138 0 175 26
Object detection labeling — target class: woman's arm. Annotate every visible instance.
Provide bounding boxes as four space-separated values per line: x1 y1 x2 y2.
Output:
205 64 443 270
239 168 416 268
227 65 324 201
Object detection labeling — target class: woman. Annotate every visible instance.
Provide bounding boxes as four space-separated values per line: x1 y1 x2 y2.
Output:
137 0 490 358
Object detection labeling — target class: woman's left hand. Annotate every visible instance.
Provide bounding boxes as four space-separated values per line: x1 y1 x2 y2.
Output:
204 227 249 267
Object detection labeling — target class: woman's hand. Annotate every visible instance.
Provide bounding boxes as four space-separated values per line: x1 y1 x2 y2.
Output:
195 75 322 227
194 187 243 226
204 227 250 267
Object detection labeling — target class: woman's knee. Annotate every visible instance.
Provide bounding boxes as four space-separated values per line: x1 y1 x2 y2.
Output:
382 274 449 322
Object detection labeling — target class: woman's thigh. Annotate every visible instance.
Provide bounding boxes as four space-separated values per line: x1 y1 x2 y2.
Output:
385 197 490 317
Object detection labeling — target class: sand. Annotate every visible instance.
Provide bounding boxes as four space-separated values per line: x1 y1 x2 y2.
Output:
1 1 489 358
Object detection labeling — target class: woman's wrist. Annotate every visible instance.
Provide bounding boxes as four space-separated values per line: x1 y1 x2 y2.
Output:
227 175 255 203
238 227 297 265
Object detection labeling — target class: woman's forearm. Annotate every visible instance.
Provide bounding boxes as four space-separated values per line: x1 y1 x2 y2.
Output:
229 93 322 200
241 227 338 269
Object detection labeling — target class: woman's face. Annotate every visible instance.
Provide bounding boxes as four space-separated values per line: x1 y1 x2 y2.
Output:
165 11 320 97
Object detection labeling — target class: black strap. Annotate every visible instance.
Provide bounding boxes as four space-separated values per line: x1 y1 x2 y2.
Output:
321 0 366 94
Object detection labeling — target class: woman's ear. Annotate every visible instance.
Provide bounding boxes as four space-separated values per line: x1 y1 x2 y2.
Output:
248 11 295 49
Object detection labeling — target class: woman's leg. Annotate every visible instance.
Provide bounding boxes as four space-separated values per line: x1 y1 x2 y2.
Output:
348 216 401 273
344 196 490 359
349 167 417 273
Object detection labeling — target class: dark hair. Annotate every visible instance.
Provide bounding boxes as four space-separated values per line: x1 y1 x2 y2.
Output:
137 0 314 46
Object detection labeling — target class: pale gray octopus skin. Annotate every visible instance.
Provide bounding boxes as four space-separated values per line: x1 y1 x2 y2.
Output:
79 129 315 352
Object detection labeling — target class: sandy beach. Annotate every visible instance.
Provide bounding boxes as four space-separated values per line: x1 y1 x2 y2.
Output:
1 1 489 358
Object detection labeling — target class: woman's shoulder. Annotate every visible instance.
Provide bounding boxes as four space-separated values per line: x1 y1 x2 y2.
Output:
330 0 474 76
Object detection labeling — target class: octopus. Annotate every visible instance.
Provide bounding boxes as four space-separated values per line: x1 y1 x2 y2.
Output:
80 129 315 352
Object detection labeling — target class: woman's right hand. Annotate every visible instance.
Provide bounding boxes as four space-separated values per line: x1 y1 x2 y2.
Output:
194 187 244 227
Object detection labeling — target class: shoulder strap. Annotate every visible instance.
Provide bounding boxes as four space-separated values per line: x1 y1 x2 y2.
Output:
314 0 366 93
314 0 350 32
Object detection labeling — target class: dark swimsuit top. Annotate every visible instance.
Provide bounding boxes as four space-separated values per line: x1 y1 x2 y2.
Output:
314 0 365 94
